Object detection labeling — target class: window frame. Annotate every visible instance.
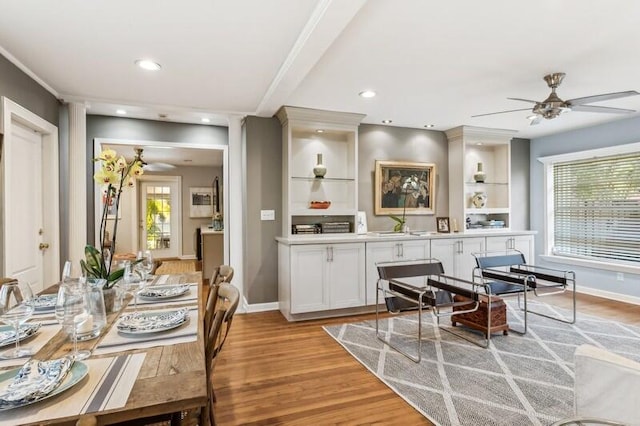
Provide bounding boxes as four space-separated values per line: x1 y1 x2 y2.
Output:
538 142 640 274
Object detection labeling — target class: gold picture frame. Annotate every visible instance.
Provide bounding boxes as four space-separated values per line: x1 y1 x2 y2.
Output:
374 160 436 215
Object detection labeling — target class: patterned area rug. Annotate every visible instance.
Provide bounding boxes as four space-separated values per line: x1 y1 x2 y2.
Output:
323 301 640 426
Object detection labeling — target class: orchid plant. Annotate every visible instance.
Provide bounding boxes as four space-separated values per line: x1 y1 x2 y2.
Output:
390 175 419 232
80 148 144 288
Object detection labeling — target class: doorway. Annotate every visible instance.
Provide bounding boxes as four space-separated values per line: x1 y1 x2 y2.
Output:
1 97 60 292
139 177 182 258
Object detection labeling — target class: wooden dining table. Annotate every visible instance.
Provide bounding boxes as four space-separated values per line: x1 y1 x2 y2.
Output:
0 272 207 426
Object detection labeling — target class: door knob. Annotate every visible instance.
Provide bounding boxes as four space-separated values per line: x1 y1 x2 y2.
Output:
39 243 50 250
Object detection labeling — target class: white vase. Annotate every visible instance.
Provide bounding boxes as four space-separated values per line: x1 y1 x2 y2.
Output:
313 153 327 178
473 162 486 183
471 191 487 208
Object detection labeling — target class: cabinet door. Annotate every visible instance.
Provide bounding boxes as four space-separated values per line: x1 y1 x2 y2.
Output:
329 243 366 309
485 235 534 264
365 241 398 304
457 237 485 281
431 237 484 280
290 245 330 313
398 240 430 261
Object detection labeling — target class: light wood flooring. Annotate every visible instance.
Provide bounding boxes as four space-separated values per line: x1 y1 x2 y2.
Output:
212 293 640 425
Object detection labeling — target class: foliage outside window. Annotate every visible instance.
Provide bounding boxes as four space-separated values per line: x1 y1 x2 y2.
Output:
552 152 640 266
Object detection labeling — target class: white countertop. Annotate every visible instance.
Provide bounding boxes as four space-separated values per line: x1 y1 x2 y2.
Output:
276 229 536 245
201 227 224 235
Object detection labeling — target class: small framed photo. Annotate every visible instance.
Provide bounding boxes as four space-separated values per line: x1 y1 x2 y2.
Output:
189 187 214 218
436 217 450 233
356 211 368 234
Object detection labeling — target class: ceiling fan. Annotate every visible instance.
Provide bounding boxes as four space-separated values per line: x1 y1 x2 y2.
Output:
472 73 640 125
134 147 176 172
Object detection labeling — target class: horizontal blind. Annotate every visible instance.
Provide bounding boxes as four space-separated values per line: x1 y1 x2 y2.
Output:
553 152 640 265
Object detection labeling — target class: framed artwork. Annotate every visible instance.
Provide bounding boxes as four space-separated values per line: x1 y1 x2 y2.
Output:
436 217 450 233
374 160 436 215
103 190 120 219
189 187 214 218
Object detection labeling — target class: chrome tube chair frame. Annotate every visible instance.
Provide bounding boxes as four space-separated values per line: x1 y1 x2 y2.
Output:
472 250 576 335
376 259 492 363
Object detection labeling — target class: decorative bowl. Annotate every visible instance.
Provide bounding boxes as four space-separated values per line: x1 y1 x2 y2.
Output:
309 201 331 209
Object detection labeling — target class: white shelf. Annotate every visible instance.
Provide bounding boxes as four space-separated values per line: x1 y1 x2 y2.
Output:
466 208 510 214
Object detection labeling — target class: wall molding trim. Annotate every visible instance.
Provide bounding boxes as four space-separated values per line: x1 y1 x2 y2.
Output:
575 284 640 306
243 298 279 313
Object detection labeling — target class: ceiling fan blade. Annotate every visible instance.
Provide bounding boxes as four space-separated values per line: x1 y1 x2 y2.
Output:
471 108 532 118
568 90 639 106
507 97 539 104
529 116 542 126
570 104 636 114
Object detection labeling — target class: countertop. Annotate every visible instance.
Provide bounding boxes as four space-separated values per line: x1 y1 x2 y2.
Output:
200 227 224 235
276 229 536 245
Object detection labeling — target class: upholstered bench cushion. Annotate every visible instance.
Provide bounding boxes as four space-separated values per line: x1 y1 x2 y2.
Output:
574 344 640 425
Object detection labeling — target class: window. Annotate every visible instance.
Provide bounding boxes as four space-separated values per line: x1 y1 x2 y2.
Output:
548 150 640 266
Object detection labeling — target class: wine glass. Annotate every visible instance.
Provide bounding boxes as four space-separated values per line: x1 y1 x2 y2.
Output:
57 281 91 360
136 250 154 281
124 261 147 312
0 280 35 359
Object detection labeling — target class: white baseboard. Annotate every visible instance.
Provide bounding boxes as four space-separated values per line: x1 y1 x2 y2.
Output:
576 285 640 306
241 296 279 313
179 255 197 260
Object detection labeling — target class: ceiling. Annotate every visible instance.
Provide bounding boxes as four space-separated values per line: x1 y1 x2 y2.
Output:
102 143 223 168
1 0 640 139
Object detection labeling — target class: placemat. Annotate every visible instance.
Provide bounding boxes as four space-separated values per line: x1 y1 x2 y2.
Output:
0 353 145 425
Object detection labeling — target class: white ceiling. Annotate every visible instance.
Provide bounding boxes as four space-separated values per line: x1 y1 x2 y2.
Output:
1 0 640 139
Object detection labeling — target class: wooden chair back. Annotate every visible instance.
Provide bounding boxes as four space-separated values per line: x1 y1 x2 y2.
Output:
204 265 235 337
205 283 240 426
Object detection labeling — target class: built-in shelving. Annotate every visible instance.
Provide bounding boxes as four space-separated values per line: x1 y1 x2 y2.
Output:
277 106 365 237
446 126 516 231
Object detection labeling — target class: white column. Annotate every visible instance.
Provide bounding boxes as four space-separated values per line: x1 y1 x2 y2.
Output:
68 102 87 275
227 114 245 311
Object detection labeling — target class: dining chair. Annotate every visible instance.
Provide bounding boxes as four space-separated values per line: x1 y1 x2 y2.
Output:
204 265 234 338
472 249 576 335
203 282 240 426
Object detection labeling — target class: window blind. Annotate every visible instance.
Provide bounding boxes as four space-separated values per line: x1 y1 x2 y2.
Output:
553 152 640 265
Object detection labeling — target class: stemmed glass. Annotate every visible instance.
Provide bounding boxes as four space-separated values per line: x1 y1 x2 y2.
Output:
55 280 91 360
124 261 148 312
136 250 154 281
0 280 35 359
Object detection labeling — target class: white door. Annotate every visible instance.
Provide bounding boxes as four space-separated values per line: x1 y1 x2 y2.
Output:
290 245 329 313
329 243 366 309
140 180 181 258
4 123 44 291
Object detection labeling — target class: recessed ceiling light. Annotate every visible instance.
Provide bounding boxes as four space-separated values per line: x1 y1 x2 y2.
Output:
527 114 538 120
382 119 392 124
135 59 162 71
201 118 211 123
116 109 127 115
476 142 483 146
424 124 434 128
359 90 376 98
316 129 324 133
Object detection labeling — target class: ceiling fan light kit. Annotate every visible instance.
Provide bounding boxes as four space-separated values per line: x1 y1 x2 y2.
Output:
472 72 639 125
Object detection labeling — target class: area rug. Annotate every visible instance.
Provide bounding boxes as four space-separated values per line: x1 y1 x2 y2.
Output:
323 301 640 426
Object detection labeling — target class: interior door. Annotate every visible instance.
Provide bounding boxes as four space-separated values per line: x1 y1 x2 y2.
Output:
140 180 181 258
4 122 45 290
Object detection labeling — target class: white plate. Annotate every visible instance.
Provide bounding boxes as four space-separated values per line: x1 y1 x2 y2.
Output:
117 309 189 335
31 294 57 311
0 324 41 348
138 285 190 300
0 361 88 410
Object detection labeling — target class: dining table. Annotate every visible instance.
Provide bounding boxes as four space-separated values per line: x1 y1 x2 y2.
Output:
0 272 207 426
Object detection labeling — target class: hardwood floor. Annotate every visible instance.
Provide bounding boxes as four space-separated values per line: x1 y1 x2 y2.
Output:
212 293 640 425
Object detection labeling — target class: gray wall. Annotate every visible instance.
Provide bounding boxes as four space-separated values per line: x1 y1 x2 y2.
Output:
358 124 450 232
530 116 640 298
86 115 228 244
244 116 282 304
0 53 61 274
510 137 530 231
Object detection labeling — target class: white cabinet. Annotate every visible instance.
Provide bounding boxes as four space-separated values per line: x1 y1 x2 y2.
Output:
286 242 366 315
276 107 365 237
364 240 430 304
445 126 516 232
485 234 534 263
430 237 485 281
